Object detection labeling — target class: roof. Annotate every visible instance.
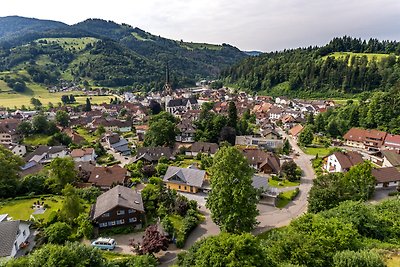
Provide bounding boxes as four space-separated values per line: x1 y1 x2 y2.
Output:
167 98 198 107
25 145 66 162
0 220 19 257
344 128 387 146
190 142 219 154
163 166 206 188
19 161 43 177
259 154 281 173
0 214 8 222
136 147 173 162
252 175 269 190
91 185 144 220
289 124 304 137
372 167 400 183
332 151 364 170
88 165 128 188
381 150 400 167
71 148 94 158
384 134 400 149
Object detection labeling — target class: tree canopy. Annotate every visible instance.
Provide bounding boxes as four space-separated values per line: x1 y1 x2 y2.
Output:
206 146 258 233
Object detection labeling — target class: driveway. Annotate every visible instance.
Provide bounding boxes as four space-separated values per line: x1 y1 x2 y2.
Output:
101 142 132 167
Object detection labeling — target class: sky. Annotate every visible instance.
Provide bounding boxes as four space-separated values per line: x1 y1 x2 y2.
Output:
1 0 400 51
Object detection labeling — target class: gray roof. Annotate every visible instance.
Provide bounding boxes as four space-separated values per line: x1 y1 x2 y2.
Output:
25 145 66 162
167 98 198 107
382 150 400 167
91 185 144 220
163 166 206 188
252 175 269 191
0 220 19 257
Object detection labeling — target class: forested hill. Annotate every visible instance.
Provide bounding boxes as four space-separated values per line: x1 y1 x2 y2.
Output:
222 36 400 98
0 16 246 90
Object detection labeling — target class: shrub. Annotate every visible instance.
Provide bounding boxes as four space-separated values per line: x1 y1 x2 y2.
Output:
44 222 72 244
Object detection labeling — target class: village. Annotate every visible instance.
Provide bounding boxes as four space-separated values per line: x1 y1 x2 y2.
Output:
1 75 400 264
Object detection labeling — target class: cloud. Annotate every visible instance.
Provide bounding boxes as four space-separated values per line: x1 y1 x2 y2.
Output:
1 0 400 51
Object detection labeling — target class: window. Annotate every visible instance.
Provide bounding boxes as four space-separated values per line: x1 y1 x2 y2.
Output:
178 185 181 189
128 209 134 214
117 210 125 215
184 186 187 190
99 222 108 228
129 217 137 223
102 212 110 217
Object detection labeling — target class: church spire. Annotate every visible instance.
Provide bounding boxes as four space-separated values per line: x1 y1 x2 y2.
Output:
163 62 172 96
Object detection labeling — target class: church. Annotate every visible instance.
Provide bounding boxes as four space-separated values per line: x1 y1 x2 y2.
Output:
163 64 199 115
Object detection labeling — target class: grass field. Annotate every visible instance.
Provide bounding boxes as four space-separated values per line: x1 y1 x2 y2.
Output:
386 255 400 267
23 134 52 146
37 37 98 51
0 196 64 222
276 189 299 209
75 127 99 143
302 146 332 157
268 178 300 188
181 42 222 51
323 52 397 65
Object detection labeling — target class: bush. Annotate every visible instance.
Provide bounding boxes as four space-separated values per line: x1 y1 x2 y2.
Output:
44 222 72 244
333 250 385 267
100 225 136 236
388 191 400 196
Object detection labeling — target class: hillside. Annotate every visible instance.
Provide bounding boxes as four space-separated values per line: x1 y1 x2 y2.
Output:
222 36 400 98
0 16 247 95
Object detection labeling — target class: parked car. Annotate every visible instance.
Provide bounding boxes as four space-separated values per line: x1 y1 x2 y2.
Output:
91 237 116 250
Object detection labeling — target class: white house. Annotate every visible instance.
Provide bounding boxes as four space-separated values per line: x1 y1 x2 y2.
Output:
25 146 68 164
2 144 26 157
70 148 96 162
0 220 31 260
325 151 364 173
372 167 400 188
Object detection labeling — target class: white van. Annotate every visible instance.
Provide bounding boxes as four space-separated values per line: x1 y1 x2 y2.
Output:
91 237 116 250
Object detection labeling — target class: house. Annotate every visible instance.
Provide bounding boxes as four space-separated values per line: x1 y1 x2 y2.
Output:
91 118 132 133
71 148 96 162
289 124 304 140
372 167 400 188
343 128 387 151
134 147 173 164
176 120 196 143
90 185 144 229
383 134 400 150
0 220 31 259
235 135 283 150
25 146 68 164
134 125 148 142
267 106 285 121
88 165 129 190
165 98 199 115
325 151 364 173
381 150 400 167
163 166 207 193
275 97 291 106
186 142 219 157
63 129 86 145
2 144 26 157
0 119 21 145
241 148 281 174
105 133 130 156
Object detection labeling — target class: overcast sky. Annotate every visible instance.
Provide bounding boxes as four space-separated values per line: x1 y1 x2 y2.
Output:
1 0 400 51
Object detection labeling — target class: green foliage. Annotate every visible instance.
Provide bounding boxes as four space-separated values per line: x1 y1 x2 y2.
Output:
177 233 277 267
75 186 102 204
75 213 94 239
308 162 375 213
206 146 258 233
0 146 23 198
144 112 178 147
3 242 106 267
282 139 291 155
264 214 360 267
44 221 72 244
223 36 400 97
280 161 302 182
298 126 313 146
19 174 49 196
333 250 385 267
48 157 77 192
55 110 69 127
60 184 84 222
155 163 168 176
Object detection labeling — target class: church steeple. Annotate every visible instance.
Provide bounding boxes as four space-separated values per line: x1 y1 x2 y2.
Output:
163 63 173 96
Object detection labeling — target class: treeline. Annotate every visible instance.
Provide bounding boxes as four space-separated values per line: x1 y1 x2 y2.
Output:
222 36 400 97
307 86 400 137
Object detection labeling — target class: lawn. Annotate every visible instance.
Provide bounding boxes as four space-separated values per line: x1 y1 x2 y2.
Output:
37 37 99 51
75 127 99 143
23 134 52 146
172 159 201 168
268 178 300 188
302 146 332 157
169 214 185 240
276 189 299 209
323 52 397 65
0 196 64 223
386 255 400 267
